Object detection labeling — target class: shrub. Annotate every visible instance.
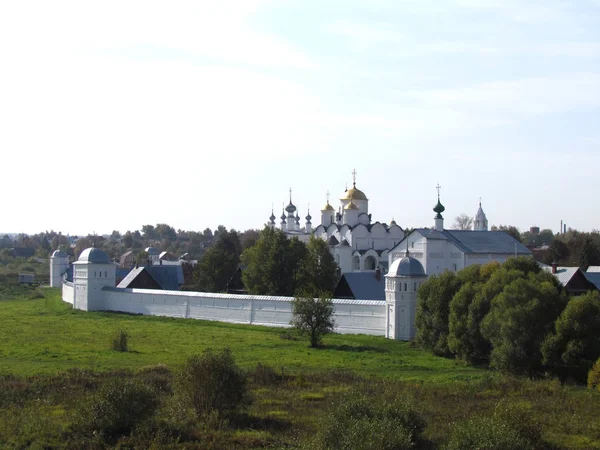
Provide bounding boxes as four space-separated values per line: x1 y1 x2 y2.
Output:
111 329 129 352
445 400 542 450
588 358 600 391
313 391 425 450
175 348 249 419
77 379 159 439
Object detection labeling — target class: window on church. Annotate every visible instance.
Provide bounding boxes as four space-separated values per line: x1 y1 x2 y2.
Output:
404 283 407 291
411 242 414 248
414 282 417 291
105 271 107 277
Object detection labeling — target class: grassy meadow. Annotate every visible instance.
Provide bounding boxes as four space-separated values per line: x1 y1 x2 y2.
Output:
1 285 600 449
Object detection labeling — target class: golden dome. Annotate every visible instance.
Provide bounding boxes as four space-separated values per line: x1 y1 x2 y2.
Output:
344 201 359 210
321 202 335 211
340 186 368 201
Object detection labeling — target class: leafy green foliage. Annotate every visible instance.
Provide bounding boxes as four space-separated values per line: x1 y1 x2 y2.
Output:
241 227 307 296
415 271 460 356
313 392 425 450
77 378 159 439
542 291 600 381
298 236 340 295
175 348 249 418
481 276 566 374
446 400 542 450
193 229 242 292
291 292 335 348
588 357 600 391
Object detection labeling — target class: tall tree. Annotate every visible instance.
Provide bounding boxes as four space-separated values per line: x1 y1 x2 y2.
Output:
298 236 340 295
291 292 335 348
453 214 474 230
542 291 600 381
194 229 242 292
491 225 522 242
241 227 307 296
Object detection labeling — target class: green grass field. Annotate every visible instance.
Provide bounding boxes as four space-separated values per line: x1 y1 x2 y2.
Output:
0 288 485 381
1 285 600 449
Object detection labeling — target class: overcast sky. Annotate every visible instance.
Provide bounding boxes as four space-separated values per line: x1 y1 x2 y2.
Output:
1 0 599 236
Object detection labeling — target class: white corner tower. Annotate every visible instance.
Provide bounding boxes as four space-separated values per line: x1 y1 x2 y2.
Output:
433 183 445 231
50 249 70 287
474 199 488 231
72 247 116 311
385 247 428 340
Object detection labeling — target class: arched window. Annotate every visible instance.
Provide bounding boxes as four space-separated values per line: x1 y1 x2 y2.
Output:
364 256 377 271
404 282 407 291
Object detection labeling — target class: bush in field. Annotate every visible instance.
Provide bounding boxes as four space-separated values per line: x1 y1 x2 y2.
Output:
111 329 129 352
175 348 249 419
313 392 425 450
79 379 159 439
446 400 542 450
588 358 600 391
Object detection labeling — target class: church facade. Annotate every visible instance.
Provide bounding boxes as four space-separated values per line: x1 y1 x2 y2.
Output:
268 172 405 274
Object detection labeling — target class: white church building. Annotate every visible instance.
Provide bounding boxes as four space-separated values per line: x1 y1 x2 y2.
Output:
269 171 405 274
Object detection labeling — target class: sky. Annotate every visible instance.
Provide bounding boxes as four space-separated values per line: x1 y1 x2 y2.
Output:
1 0 599 236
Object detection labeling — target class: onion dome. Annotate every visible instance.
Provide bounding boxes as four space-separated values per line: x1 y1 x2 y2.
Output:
305 212 312 222
433 198 445 219
388 253 426 277
344 201 359 210
78 247 110 264
269 211 276 222
285 202 296 213
51 249 67 258
295 212 300 223
280 210 286 222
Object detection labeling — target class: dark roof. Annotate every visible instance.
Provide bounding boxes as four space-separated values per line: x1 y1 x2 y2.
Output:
10 247 35 258
334 272 385 300
146 265 184 290
392 229 531 255
78 247 110 263
327 235 339 246
389 255 426 277
584 272 600 291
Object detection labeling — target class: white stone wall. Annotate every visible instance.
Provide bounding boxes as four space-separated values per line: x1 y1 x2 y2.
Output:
85 286 387 336
62 281 74 304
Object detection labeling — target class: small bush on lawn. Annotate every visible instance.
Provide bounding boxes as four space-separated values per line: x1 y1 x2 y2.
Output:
76 379 159 440
111 329 129 352
312 390 425 450
445 399 542 450
175 348 250 419
588 357 600 391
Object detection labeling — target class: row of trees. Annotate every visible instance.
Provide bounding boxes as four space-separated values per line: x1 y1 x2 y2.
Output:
416 257 600 381
193 227 340 297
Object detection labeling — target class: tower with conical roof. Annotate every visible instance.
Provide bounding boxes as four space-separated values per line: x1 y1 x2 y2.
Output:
474 199 488 231
433 184 445 231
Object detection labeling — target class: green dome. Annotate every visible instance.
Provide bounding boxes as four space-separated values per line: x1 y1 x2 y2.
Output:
433 198 445 218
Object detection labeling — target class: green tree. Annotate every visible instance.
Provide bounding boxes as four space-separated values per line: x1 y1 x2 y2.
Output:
415 271 460 356
579 237 600 269
542 291 600 381
194 229 242 292
291 291 335 348
481 276 566 374
241 227 307 296
491 224 522 242
298 236 340 295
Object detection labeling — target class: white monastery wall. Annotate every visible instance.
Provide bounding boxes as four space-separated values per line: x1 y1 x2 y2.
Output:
62 281 74 305
63 283 386 336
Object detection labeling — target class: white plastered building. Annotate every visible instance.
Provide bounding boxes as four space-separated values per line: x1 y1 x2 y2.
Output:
50 249 70 287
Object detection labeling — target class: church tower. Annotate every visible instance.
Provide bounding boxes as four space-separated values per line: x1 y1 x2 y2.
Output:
320 192 335 227
433 184 445 231
285 189 297 231
385 246 427 340
305 207 312 234
268 207 276 229
50 249 69 287
474 199 488 231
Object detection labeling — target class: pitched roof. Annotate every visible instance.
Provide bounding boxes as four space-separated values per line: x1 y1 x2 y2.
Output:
544 266 579 286
117 267 147 288
334 272 385 300
584 272 600 290
587 266 600 273
146 265 184 290
391 229 531 255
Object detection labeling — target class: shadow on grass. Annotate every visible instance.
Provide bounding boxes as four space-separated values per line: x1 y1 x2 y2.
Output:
230 412 290 433
321 344 389 353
